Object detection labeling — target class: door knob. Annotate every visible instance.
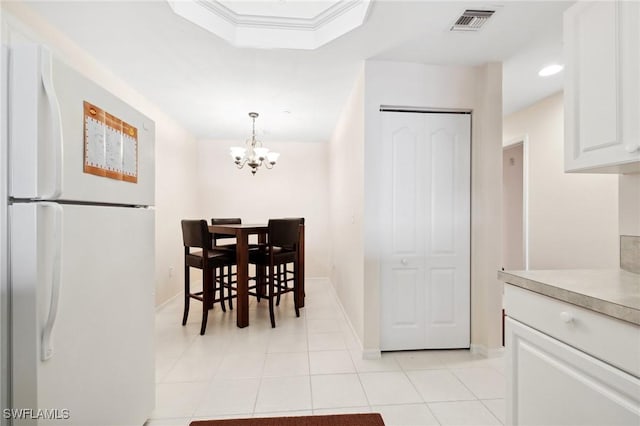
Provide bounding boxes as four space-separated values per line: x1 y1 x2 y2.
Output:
401 258 408 265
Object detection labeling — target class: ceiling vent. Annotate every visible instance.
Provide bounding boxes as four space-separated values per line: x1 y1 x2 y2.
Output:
450 9 495 32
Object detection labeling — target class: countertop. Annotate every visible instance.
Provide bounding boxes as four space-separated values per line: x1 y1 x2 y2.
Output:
498 269 640 326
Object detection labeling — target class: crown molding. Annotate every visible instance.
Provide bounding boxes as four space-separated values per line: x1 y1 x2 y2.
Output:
168 0 371 49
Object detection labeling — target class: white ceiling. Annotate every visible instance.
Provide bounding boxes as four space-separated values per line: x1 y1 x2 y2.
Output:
20 0 574 142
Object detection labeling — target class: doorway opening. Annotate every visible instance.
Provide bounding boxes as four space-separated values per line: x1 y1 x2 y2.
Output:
502 136 529 346
502 137 529 271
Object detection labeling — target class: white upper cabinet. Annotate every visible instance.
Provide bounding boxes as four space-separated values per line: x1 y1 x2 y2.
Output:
564 1 640 173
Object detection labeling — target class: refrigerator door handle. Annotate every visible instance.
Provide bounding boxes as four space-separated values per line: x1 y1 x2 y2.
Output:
40 47 64 200
40 202 63 361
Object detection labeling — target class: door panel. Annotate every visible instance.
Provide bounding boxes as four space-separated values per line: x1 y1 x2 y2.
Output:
424 114 471 348
430 128 456 254
381 111 470 351
380 113 426 349
381 265 425 349
429 268 456 324
576 2 617 151
392 268 421 326
392 126 418 254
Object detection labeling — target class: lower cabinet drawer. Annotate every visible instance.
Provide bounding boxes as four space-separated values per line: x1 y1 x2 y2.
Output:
504 284 640 377
506 317 640 425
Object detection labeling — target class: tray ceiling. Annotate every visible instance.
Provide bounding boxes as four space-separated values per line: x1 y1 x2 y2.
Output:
167 0 371 49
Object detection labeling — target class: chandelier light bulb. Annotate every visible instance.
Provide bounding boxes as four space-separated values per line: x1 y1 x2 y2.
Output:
230 146 246 162
254 147 269 161
266 152 280 165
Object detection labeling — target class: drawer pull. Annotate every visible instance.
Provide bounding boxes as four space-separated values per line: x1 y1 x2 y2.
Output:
560 311 574 323
401 258 408 265
624 143 639 153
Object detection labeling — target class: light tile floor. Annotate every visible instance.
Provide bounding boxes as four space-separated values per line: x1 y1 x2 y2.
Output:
146 278 505 426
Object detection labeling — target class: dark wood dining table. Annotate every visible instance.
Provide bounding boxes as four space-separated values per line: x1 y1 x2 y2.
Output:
208 223 305 328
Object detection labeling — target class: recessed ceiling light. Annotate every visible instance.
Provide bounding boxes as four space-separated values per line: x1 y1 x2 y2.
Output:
538 64 564 77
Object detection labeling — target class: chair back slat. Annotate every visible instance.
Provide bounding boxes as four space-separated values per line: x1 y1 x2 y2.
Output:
278 218 304 248
211 218 242 225
181 219 211 249
268 218 300 249
285 217 305 225
211 218 241 244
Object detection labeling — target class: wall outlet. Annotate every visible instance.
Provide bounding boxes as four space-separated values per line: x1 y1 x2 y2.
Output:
168 266 174 278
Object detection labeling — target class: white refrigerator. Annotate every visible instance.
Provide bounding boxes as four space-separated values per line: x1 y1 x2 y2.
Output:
5 44 155 425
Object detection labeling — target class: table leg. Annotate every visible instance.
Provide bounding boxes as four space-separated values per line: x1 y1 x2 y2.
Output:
236 232 249 328
258 232 267 297
296 225 305 308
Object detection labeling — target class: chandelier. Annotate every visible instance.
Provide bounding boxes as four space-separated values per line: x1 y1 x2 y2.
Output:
230 112 280 175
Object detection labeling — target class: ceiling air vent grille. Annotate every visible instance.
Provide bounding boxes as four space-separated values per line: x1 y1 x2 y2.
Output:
451 9 495 32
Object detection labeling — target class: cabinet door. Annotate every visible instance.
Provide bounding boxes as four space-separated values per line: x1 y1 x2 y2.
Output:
564 1 640 173
506 317 640 426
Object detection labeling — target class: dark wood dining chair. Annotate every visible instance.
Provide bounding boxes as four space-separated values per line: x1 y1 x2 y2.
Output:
211 218 241 251
211 218 241 309
249 218 302 328
181 219 236 335
276 217 305 306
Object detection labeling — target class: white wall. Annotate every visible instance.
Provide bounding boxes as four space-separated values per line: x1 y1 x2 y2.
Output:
469 62 503 355
328 68 365 344
502 144 525 270
357 60 503 354
1 3 201 306
503 92 619 269
619 174 640 237
196 139 330 278
154 126 199 305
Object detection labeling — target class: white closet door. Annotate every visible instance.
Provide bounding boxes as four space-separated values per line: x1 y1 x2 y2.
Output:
380 112 427 349
380 111 470 351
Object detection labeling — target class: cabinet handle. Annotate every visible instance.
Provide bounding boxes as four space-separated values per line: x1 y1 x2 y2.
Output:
560 311 574 323
40 202 63 361
401 258 408 265
624 144 639 153
40 46 64 200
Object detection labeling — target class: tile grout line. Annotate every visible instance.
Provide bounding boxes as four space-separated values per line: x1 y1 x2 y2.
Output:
448 364 506 401
354 366 373 413
304 293 316 414
250 353 267 416
399 360 445 421
479 399 506 426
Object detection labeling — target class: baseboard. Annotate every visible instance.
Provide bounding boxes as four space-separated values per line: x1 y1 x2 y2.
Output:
155 291 181 312
325 278 374 359
362 349 382 360
154 278 204 313
470 343 505 358
305 276 330 281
